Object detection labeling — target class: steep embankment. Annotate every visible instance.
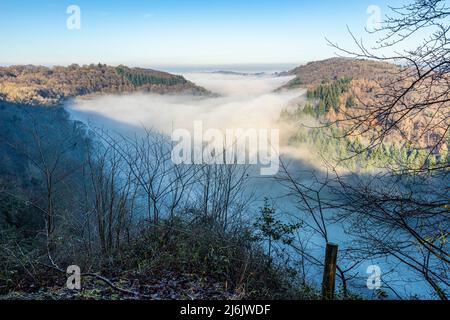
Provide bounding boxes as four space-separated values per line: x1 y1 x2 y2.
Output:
0 64 211 106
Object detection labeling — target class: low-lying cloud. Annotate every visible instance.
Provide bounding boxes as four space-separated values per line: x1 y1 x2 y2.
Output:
69 73 300 136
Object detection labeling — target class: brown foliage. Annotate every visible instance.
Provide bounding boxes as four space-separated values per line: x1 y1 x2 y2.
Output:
0 64 210 106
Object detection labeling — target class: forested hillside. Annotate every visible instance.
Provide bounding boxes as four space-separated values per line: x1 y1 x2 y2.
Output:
277 57 397 89
279 58 449 154
0 64 210 106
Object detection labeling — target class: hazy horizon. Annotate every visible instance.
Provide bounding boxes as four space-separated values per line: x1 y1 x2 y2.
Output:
0 62 303 74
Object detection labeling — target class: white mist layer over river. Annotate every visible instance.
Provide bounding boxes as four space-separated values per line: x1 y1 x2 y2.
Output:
67 72 432 299
70 73 298 133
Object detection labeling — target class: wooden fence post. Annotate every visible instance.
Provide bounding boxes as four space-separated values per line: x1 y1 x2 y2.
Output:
322 243 338 300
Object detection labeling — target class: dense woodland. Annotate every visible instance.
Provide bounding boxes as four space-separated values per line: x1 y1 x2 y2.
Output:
302 77 352 116
281 76 449 171
280 58 449 153
0 64 210 106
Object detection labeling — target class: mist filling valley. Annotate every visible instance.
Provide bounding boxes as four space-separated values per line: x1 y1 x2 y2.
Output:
67 71 433 299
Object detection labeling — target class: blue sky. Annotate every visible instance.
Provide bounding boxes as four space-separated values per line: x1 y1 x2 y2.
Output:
0 0 409 67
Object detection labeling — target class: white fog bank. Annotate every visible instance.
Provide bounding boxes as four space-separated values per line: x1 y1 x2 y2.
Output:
69 73 301 138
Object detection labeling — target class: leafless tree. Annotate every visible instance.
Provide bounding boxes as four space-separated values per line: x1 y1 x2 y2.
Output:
3 109 87 248
98 129 202 226
320 0 450 299
327 0 449 171
275 158 362 298
81 142 137 257
196 163 253 232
